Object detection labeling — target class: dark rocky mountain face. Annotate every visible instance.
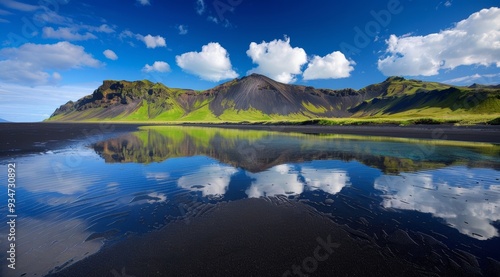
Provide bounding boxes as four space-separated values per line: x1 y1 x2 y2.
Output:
48 74 500 122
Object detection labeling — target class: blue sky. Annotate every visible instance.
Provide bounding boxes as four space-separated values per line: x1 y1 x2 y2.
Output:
0 0 499 122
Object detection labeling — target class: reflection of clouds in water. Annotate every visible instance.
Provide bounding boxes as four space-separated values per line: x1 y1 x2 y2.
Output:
246 164 349 198
302 167 349 195
374 169 500 240
145 172 170 181
1 217 102 277
246 164 304 198
177 164 237 196
146 192 167 203
14 150 100 195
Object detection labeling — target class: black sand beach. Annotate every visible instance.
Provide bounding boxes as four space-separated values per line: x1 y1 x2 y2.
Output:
46 198 485 277
0 123 141 157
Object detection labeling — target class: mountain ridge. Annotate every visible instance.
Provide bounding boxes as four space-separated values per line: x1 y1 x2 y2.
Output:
48 74 500 124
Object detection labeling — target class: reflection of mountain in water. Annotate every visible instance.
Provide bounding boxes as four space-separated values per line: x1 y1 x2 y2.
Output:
92 126 500 173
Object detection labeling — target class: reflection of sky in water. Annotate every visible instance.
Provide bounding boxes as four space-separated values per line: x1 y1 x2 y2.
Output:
245 164 349 198
374 167 500 240
178 164 238 196
1 128 500 276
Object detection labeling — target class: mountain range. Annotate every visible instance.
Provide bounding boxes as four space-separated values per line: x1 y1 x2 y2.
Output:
48 74 500 124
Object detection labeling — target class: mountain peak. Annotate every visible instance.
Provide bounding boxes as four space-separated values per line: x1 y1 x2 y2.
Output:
384 76 406 82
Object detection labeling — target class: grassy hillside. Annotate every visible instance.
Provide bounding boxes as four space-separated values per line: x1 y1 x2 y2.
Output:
47 75 500 125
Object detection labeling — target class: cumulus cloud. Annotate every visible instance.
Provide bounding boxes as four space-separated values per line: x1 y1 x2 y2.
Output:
246 36 307 83
0 41 102 86
178 24 188 35
176 42 238 81
137 0 150 5
103 49 118 60
42 27 97 41
142 61 171 73
136 34 166 48
303 51 355 80
378 7 500 76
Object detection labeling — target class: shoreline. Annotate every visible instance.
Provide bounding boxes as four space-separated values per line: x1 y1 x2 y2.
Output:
0 123 499 155
181 123 500 143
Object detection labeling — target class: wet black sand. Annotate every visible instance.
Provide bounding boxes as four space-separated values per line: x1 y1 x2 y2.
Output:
46 197 488 277
0 123 141 157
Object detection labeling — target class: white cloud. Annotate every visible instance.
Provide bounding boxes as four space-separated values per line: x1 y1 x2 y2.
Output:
42 26 97 41
103 49 118 60
0 0 39 11
137 0 150 5
137 34 166 48
444 1 452 7
142 61 171 73
444 73 500 85
303 51 355 80
196 0 205 15
374 168 500 240
92 24 115 33
34 11 114 36
176 42 238 81
378 7 500 76
34 10 72 25
119 30 134 40
246 36 307 83
178 24 188 35
119 31 166 49
0 41 102 86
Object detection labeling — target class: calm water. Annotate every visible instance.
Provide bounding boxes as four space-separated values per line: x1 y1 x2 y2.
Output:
1 126 500 276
